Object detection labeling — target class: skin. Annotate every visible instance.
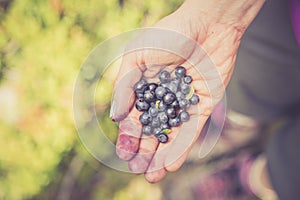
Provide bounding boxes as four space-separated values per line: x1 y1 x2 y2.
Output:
111 0 266 183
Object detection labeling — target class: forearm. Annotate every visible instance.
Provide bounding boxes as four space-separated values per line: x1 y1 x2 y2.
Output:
179 0 266 30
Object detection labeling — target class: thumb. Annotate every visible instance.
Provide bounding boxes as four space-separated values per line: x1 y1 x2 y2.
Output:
110 55 142 122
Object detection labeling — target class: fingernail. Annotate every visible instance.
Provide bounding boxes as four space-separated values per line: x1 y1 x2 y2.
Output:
110 100 116 120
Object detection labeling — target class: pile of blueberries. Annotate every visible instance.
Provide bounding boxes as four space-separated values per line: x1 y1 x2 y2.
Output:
134 66 199 143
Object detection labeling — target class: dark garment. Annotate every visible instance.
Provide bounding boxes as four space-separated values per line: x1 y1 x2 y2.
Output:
226 0 300 199
227 0 300 122
267 115 300 200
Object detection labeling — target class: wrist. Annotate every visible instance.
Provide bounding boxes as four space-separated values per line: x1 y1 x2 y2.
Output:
179 0 265 31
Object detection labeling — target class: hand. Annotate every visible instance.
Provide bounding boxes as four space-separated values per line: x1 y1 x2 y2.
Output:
110 0 264 182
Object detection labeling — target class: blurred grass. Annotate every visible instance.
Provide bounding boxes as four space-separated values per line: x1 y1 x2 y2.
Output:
0 0 183 199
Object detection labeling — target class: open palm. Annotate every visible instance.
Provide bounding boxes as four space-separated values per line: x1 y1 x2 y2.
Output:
110 5 244 182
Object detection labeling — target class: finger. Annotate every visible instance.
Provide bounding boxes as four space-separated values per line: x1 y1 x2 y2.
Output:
110 54 142 122
164 102 210 172
128 135 159 174
144 163 167 183
144 127 179 183
116 108 142 161
141 61 213 175
144 103 203 181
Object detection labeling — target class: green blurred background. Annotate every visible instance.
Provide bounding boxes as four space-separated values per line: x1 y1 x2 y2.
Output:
0 0 190 199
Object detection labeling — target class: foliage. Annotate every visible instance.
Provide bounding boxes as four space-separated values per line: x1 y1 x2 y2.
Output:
0 0 183 199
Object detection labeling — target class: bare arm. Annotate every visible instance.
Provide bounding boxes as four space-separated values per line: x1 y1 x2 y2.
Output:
112 0 266 183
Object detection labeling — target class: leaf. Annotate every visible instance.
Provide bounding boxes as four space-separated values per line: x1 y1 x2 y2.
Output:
161 129 171 134
186 85 194 100
155 100 160 109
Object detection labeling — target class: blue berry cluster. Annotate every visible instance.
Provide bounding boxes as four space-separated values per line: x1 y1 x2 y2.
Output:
134 66 200 143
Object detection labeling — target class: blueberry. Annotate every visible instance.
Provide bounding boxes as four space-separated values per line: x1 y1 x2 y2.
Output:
139 112 152 125
157 112 169 124
144 90 156 103
190 94 200 105
166 107 176 118
168 82 179 93
179 111 190 122
147 83 158 91
153 127 162 135
135 84 148 98
134 78 147 90
150 101 156 108
155 86 167 100
135 98 150 111
178 98 190 110
159 70 171 83
183 75 193 84
149 107 159 117
175 66 186 78
135 91 144 98
151 116 160 128
156 133 168 143
168 78 180 93
160 123 170 130
158 100 167 111
134 71 195 130
172 77 181 85
142 125 153 136
163 92 176 105
180 83 191 95
176 91 185 100
170 100 180 109
168 117 181 127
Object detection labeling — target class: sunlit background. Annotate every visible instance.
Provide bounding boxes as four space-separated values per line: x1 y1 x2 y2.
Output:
0 0 269 199
0 0 187 199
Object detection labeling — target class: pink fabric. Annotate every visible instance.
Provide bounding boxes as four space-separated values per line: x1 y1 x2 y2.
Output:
239 156 256 196
289 0 300 46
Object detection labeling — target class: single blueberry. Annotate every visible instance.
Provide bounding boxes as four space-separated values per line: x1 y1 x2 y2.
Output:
156 133 169 143
159 70 171 83
160 123 170 130
168 82 179 93
179 111 190 122
158 100 167 111
144 90 156 103
142 125 153 136
183 75 193 84
151 116 160 128
175 66 186 78
170 100 180 109
135 91 144 98
139 112 152 125
166 107 176 118
176 91 185 100
163 92 176 105
149 107 159 117
150 101 156 108
178 98 190 110
134 78 148 90
180 83 191 95
168 78 180 92
168 117 181 127
135 84 148 98
135 98 150 111
157 112 169 124
155 86 167 100
147 83 158 91
153 127 162 135
190 94 200 105
172 77 181 85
